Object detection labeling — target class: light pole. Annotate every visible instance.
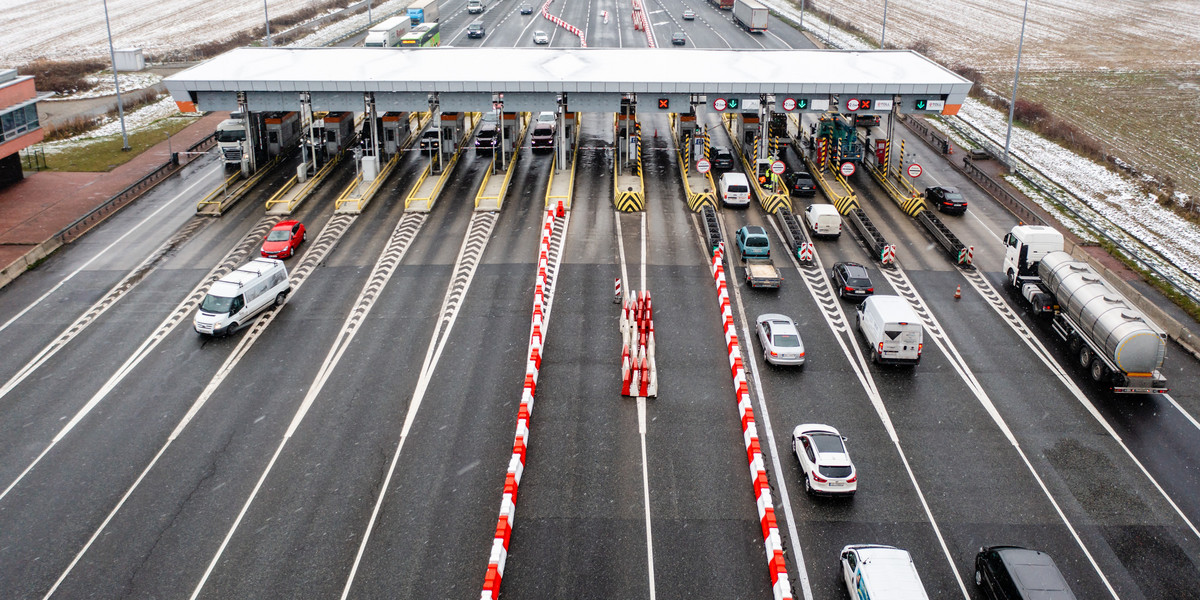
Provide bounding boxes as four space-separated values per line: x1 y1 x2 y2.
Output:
880 0 889 48
102 0 130 151
1004 0 1031 163
799 0 805 33
263 0 272 46
368 0 373 25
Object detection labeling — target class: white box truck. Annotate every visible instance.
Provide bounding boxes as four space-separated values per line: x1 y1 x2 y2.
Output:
856 295 922 366
364 16 408 47
732 0 768 32
194 258 291 337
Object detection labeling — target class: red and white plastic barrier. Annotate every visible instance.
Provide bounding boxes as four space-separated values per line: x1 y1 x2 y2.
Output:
620 290 657 397
540 0 587 47
797 242 814 263
710 242 793 600
631 0 657 47
482 209 564 600
880 243 896 265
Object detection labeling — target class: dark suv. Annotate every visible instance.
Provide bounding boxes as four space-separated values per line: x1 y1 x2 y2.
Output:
926 185 968 215
419 129 440 151
783 169 816 197
467 21 486 38
975 546 1077 600
830 262 874 302
710 146 735 170
475 123 499 152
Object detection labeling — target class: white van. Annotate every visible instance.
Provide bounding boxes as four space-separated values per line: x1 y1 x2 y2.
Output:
803 203 842 238
856 295 922 365
194 258 291 336
840 545 930 600
467 0 486 13
720 172 751 207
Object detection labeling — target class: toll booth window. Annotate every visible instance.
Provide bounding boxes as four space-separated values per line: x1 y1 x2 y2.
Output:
326 131 337 142
268 131 279 144
386 130 395 142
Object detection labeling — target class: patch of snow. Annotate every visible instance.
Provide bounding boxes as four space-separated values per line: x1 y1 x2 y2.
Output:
39 97 201 154
45 71 163 101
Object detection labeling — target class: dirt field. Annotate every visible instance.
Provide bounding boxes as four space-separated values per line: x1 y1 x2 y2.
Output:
799 0 1200 202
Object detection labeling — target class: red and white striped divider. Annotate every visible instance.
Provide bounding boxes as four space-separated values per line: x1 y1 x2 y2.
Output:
880 243 896 265
620 290 657 397
631 0 657 48
481 209 563 600
797 242 814 263
710 242 793 600
540 0 587 47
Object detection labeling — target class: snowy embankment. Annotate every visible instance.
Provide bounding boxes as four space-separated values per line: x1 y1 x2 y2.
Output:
765 0 1200 297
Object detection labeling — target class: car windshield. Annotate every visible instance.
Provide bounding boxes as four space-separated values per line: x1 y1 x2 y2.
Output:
772 333 801 347
810 433 845 454
200 294 234 314
266 230 291 242
534 126 553 135
216 129 246 143
819 465 853 478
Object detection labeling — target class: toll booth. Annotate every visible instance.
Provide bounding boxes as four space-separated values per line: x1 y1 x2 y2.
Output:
678 112 699 147
768 113 790 143
438 111 465 157
500 112 519 154
380 112 410 155
359 115 383 153
323 111 356 155
616 97 636 166
264 111 300 158
735 111 760 148
560 112 577 152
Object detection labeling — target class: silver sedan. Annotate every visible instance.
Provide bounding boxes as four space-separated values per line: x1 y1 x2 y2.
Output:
755 313 805 366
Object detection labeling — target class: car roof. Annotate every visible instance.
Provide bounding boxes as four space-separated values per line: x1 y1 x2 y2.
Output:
838 262 869 276
989 548 1075 597
740 225 766 236
273 220 300 229
757 313 794 327
793 423 839 437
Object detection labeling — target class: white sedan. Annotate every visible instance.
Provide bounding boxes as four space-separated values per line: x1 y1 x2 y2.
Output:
755 313 805 366
792 424 857 496
533 30 549 44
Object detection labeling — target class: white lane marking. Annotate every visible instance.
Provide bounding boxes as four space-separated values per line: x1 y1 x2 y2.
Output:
761 216 969 599
0 216 281 505
963 274 1200 541
966 210 1006 243
1164 393 1200 433
339 213 501 598
0 166 218 334
640 212 647 289
637 395 657 600
882 267 1120 599
615 212 630 300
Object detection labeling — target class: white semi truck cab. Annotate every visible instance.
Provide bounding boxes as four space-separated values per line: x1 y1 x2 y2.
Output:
215 114 249 166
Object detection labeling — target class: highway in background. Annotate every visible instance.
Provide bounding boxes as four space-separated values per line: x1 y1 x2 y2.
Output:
0 1 1197 599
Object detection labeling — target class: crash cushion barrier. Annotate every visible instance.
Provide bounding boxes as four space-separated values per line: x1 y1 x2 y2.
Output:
615 189 645 212
540 0 587 46
619 291 658 397
481 209 566 600
709 242 794 600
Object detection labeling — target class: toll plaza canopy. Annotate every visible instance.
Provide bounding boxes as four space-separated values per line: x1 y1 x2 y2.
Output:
165 47 972 116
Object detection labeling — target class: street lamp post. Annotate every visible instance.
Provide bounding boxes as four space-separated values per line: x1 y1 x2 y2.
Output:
102 0 130 151
264 0 272 46
1003 0 1031 163
880 0 889 48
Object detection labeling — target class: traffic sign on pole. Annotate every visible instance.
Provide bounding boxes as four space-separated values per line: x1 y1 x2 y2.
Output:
713 98 727 111
770 160 785 175
840 161 856 177
696 158 711 173
907 163 923 178
782 97 796 111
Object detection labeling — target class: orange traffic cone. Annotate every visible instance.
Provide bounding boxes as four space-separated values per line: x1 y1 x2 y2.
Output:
954 285 962 300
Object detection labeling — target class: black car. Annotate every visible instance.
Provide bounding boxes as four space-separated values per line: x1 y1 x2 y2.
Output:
925 185 968 214
671 31 687 45
975 546 1077 600
475 123 499 152
710 146 735 170
467 21 486 38
830 262 874 302
783 169 816 197
520 3 533 13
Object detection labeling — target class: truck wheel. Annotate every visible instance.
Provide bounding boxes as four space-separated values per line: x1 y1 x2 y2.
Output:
1079 346 1093 369
1090 358 1108 383
274 292 288 307
1068 335 1082 353
226 322 239 336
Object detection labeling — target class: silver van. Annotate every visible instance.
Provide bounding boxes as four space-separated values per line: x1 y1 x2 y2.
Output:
194 258 290 336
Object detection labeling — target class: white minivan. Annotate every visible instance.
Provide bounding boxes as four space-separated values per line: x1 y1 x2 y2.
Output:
194 258 291 336
856 295 922 366
840 544 930 600
719 172 751 207
803 203 842 238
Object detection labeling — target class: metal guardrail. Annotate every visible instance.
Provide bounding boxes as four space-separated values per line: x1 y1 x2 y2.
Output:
903 113 1200 304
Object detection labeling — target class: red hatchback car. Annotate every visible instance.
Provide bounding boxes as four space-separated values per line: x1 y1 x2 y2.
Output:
261 220 306 259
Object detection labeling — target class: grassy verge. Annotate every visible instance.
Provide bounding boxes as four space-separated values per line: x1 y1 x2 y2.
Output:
45 116 201 172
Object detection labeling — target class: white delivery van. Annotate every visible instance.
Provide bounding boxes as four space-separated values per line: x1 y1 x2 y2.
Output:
720 172 751 207
194 258 291 337
856 295 922 366
840 545 931 600
803 203 842 238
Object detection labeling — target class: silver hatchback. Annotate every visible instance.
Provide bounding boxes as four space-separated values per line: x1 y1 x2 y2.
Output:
756 313 805 366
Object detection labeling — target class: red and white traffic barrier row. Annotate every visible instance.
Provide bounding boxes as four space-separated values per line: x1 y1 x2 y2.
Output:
631 0 656 47
620 290 657 397
540 0 588 47
710 242 793 600
481 208 564 600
